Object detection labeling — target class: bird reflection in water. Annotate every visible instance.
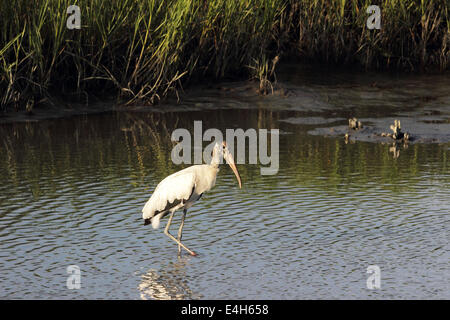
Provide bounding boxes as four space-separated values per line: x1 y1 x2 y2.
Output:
138 257 202 300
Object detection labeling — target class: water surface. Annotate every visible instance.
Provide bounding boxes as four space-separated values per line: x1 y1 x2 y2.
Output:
0 68 449 299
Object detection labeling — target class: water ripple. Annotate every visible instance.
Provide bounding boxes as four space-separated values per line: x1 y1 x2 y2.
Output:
0 109 449 299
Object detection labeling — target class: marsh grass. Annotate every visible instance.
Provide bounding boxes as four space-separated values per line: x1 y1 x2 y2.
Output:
0 0 448 111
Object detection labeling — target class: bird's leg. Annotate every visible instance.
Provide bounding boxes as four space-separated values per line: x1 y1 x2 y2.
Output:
164 210 197 256
177 209 187 255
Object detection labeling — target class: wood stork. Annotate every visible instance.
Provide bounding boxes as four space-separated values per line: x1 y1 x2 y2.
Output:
142 141 242 256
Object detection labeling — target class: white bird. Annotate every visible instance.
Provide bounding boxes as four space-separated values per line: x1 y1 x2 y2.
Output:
142 141 242 256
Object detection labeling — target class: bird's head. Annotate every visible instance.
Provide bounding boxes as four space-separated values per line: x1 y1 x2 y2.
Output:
212 141 242 189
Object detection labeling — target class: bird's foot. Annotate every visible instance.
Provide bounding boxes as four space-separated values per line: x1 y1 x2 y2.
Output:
190 251 198 256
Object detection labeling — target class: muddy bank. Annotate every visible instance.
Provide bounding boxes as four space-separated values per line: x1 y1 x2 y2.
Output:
0 99 115 124
1 65 449 144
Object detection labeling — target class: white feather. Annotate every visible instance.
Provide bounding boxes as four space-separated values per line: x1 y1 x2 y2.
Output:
142 168 196 220
142 165 219 228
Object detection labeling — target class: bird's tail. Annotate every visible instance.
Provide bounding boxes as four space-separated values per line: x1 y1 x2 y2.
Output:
143 213 161 229
142 199 160 229
151 214 161 229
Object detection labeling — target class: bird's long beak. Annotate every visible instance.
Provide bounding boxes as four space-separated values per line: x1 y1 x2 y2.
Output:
224 148 242 189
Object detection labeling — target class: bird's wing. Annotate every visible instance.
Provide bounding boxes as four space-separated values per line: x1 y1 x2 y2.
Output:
142 169 196 220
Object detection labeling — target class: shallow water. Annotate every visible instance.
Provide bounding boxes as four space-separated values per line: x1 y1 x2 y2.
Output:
0 68 449 299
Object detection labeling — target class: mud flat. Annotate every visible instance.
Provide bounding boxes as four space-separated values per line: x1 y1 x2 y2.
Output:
307 114 450 144
275 65 450 144
2 64 449 146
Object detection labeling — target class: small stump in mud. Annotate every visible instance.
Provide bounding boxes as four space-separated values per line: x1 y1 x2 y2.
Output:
381 120 410 142
348 117 363 130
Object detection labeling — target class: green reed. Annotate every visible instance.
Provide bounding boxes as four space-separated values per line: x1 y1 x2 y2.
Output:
0 0 448 111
